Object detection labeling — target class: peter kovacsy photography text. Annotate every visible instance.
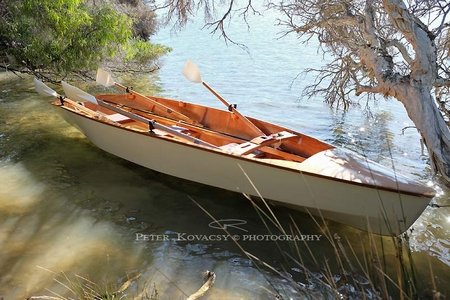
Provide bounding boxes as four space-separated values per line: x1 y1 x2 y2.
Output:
135 233 322 242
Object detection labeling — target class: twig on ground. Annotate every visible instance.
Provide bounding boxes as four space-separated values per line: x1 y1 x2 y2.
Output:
187 270 216 300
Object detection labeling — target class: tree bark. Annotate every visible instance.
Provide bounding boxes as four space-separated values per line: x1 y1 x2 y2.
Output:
396 86 450 182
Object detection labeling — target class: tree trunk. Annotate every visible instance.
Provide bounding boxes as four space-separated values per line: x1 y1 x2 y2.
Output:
396 86 450 183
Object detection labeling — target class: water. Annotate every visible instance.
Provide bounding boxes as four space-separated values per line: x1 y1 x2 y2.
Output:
1 7 449 299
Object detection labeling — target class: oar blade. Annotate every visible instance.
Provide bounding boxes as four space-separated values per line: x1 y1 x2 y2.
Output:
62 81 98 104
182 60 202 83
34 78 59 98
96 68 115 87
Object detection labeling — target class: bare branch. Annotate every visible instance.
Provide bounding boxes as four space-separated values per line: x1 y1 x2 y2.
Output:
294 16 362 34
383 0 436 77
386 39 413 64
434 77 450 87
432 2 450 36
355 85 384 96
159 0 259 47
363 1 381 47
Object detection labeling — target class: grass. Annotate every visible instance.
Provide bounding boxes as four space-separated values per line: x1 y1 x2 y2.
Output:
190 168 443 300
242 198 441 299
27 269 157 300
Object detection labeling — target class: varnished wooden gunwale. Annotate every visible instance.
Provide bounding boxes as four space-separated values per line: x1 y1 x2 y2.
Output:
85 99 307 162
94 93 333 159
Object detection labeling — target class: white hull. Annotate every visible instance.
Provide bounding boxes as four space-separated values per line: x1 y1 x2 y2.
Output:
59 108 431 235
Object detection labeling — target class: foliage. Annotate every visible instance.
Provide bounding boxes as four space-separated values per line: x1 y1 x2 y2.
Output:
27 270 159 299
125 39 171 65
118 0 158 39
0 0 170 81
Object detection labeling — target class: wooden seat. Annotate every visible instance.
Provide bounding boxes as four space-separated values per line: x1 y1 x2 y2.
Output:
219 143 240 153
231 131 298 155
250 131 297 146
230 141 262 155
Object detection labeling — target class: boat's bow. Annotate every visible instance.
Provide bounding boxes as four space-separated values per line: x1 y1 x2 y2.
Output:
299 149 435 198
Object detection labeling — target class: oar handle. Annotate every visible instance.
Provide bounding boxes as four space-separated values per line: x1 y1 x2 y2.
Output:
113 82 196 124
201 82 265 137
202 82 232 110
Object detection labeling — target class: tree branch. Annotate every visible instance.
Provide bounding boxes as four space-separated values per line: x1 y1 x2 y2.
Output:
187 271 216 300
434 22 450 37
383 0 436 79
363 1 381 47
433 2 450 37
294 16 362 34
386 39 413 64
434 77 450 87
355 85 384 96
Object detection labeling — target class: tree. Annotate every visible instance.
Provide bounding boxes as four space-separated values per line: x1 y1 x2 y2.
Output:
0 0 170 82
159 0 450 184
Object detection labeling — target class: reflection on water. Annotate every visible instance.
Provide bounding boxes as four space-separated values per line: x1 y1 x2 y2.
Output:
1 8 450 298
0 163 45 213
0 74 142 297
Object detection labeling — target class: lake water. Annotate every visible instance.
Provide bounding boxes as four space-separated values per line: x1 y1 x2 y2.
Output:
0 7 449 299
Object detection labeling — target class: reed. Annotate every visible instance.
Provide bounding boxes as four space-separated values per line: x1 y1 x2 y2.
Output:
237 195 440 299
188 163 442 299
27 269 156 300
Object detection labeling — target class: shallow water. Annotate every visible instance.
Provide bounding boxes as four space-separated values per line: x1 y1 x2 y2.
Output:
1 6 449 299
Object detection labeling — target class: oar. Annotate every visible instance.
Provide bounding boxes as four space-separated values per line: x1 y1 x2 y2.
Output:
96 68 196 124
61 81 218 149
182 60 265 137
34 78 100 117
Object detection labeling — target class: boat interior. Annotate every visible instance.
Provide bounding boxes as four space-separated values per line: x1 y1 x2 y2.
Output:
55 92 334 164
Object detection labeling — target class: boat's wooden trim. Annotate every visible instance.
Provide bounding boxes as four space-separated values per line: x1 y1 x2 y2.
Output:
97 99 219 149
250 131 297 145
134 109 305 161
235 131 298 155
96 93 334 157
155 96 333 156
94 100 307 161
114 83 197 125
258 146 306 162
56 103 435 198
179 121 305 162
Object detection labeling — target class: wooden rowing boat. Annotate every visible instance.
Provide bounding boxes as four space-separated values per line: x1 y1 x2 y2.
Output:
35 66 435 235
